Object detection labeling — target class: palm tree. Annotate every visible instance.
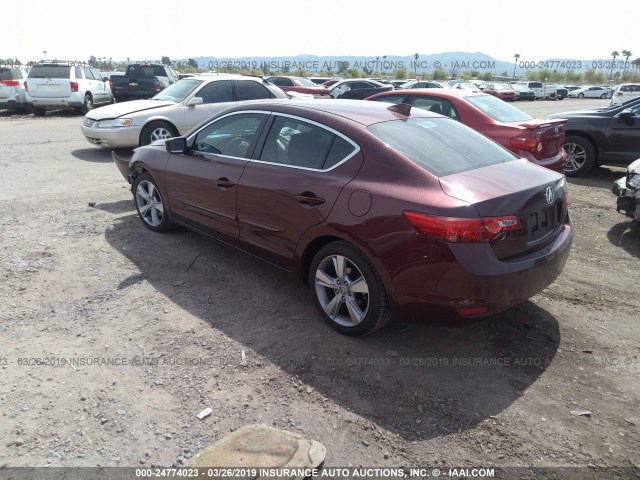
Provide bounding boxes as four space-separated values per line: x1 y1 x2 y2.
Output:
609 50 619 81
43 50 47 60
621 50 632 79
632 58 640 75
513 53 520 79
414 53 419 78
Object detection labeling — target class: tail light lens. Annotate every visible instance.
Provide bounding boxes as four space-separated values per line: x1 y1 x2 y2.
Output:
403 212 522 243
1 80 20 87
109 77 113 91
153 78 160 92
510 137 542 153
70 81 79 92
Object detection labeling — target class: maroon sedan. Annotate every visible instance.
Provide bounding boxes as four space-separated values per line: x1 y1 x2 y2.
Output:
482 83 518 101
113 100 572 336
365 89 567 173
265 76 331 98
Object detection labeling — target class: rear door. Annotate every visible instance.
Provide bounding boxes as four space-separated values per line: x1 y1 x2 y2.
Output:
236 114 363 269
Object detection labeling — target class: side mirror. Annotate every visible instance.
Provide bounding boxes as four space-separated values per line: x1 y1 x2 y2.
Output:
187 96 204 107
166 137 187 154
619 109 635 124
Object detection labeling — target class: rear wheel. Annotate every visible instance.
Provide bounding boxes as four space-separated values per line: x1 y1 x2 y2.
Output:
578 93 585 98
600 93 607 99
80 94 93 114
309 242 391 336
140 121 178 146
564 136 595 177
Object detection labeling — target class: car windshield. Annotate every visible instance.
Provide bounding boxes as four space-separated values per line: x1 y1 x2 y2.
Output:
465 95 533 122
367 117 516 177
152 79 202 102
295 77 317 87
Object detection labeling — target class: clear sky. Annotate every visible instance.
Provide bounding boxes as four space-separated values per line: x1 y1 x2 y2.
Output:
2 0 636 64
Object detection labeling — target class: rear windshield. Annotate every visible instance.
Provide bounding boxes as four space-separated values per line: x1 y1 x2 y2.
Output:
367 118 517 177
28 65 70 79
0 68 24 80
465 95 533 122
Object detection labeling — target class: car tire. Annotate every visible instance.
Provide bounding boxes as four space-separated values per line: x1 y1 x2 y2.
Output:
133 172 172 232
564 136 595 177
600 93 607 99
32 107 46 117
578 93 584 98
80 94 93 114
140 121 178 146
309 241 391 336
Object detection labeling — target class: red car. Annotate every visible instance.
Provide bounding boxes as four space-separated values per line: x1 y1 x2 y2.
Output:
365 89 567 173
265 76 330 98
113 99 572 336
482 83 518 101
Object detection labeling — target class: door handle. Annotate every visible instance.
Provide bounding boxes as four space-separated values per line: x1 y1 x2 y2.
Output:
294 193 325 206
216 178 236 189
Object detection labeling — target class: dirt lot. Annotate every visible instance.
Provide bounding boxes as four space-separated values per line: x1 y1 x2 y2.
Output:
0 99 639 478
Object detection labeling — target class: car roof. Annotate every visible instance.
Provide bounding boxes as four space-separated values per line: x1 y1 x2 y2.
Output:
375 88 487 100
223 99 440 126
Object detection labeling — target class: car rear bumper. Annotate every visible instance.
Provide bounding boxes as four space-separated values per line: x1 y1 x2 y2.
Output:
30 92 84 109
387 221 573 322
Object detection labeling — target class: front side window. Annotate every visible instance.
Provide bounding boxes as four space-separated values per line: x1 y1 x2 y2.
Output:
192 113 267 158
236 80 273 100
259 116 356 170
407 96 459 120
195 81 234 104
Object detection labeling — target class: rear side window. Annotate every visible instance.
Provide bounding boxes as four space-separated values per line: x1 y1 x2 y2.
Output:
367 118 516 177
528 82 543 89
465 95 532 122
28 65 71 79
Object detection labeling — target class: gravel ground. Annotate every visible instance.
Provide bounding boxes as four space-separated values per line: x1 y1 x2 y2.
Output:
0 99 638 479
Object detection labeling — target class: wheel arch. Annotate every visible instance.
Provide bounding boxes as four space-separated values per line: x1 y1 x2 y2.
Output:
139 118 180 146
565 131 600 162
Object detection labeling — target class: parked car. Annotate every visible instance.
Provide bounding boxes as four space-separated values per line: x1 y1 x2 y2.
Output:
556 86 568 100
25 61 113 116
113 99 572 336
365 89 567 172
110 64 179 102
568 86 611 99
610 83 640 106
321 79 340 88
398 80 445 89
81 75 288 148
448 80 481 91
510 83 536 101
265 76 330 97
0 66 30 112
327 79 393 99
308 77 336 85
482 83 518 102
548 98 640 176
514 81 544 99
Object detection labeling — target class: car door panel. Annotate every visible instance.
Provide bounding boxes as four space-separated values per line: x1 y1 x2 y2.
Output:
603 113 640 163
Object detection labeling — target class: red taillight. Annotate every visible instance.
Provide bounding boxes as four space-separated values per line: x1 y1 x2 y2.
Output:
23 81 29 92
510 137 542 153
617 91 623 96
153 78 160 92
109 77 113 91
70 81 79 92
1 79 20 87
459 306 489 316
403 211 522 243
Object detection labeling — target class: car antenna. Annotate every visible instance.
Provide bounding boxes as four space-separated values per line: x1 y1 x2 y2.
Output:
387 103 411 116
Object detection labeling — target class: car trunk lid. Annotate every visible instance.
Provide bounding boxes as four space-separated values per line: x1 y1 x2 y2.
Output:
509 118 566 160
439 161 568 259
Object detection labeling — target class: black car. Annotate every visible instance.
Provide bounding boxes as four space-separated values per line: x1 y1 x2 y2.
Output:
548 98 640 177
327 79 393 100
556 87 568 100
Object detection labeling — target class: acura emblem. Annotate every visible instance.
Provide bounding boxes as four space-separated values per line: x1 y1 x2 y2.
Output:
545 186 555 205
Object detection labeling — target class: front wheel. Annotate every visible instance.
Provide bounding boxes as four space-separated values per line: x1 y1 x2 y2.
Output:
600 93 607 99
564 136 595 177
578 93 585 98
133 173 172 232
140 121 178 146
309 242 391 336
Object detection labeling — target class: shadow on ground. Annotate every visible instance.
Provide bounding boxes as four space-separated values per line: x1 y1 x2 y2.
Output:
607 221 640 258
72 148 114 163
568 165 625 191
105 214 560 441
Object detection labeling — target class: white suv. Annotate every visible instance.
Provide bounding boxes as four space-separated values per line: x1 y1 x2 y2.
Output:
25 62 113 116
611 83 640 106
